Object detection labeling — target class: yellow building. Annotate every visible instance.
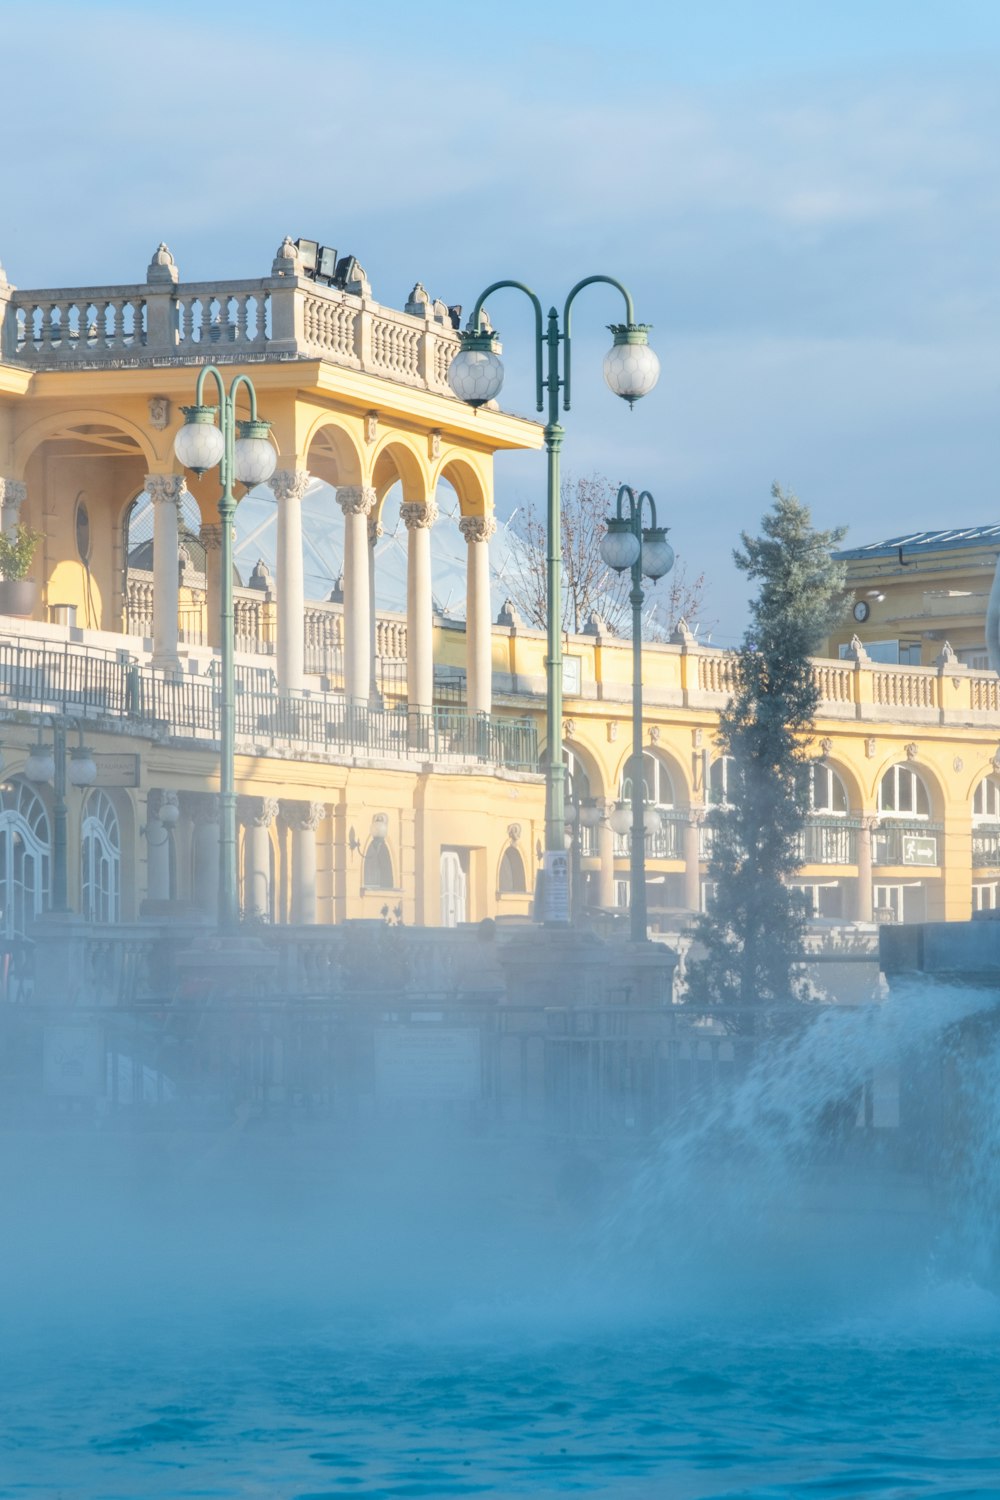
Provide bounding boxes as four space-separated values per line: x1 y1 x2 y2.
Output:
1 240 999 948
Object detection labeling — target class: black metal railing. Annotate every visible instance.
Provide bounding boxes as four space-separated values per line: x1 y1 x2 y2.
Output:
972 823 1000 869
872 822 942 867
796 817 860 865
0 637 538 772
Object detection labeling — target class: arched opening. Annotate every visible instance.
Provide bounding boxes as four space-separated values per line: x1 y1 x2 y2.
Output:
81 789 121 923
972 773 1000 874
709 755 737 807
363 837 394 891
122 487 206 641
498 844 527 895
0 777 51 939
877 764 930 819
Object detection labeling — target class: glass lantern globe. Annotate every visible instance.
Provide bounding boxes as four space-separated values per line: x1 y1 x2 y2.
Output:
233 419 277 487
174 405 225 474
25 743 55 783
68 746 97 787
600 517 641 573
579 798 602 829
563 827 575 851
608 801 633 836
159 797 180 828
643 805 663 835
603 324 660 407
641 526 675 581
447 330 505 407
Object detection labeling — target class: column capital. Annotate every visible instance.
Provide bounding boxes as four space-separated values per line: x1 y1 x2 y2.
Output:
270 469 311 503
146 472 186 505
368 516 384 545
459 514 497 544
336 485 377 517
240 795 279 828
0 478 27 509
401 499 439 531
280 799 326 832
190 792 221 826
200 523 223 552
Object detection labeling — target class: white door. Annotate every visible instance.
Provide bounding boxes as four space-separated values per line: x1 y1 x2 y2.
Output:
440 850 467 928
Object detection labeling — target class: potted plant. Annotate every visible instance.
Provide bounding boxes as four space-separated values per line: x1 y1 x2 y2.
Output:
0 524 43 616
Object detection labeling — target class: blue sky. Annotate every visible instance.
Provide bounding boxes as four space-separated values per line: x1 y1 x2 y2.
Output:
4 1 1000 642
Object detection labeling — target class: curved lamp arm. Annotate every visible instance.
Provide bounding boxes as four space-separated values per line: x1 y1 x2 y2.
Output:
469 280 545 412
564 276 637 411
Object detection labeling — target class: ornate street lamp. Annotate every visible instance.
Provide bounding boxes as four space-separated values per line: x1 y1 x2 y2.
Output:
174 367 276 927
600 485 674 942
24 716 97 914
448 278 659 922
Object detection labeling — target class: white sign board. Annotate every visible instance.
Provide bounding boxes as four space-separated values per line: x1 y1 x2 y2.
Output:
902 835 937 867
542 850 570 923
373 1027 481 1102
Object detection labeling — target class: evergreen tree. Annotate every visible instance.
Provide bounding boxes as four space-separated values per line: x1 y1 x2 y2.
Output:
686 485 848 1007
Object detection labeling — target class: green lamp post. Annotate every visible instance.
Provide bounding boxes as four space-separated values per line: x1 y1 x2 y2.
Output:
173 368 276 927
600 484 674 942
447 280 659 921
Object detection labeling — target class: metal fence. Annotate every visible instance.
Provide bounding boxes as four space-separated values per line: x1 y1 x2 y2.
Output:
0 636 538 771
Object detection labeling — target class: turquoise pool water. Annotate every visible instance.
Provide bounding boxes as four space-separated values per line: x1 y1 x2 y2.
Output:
4 986 1000 1498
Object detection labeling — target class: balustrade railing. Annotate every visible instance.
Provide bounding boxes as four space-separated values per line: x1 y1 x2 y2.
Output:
0 636 537 771
4 273 461 396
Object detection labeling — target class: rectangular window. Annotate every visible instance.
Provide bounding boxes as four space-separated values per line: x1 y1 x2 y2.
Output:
974 882 999 912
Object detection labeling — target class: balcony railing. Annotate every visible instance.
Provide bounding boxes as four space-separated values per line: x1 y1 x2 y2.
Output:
972 823 1000 869
614 808 685 860
796 817 860 866
0 637 538 772
872 821 942 868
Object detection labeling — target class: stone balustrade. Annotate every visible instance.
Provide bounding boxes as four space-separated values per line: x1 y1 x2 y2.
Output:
1 256 462 395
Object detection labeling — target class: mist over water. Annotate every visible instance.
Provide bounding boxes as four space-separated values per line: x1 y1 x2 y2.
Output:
4 982 1000 1498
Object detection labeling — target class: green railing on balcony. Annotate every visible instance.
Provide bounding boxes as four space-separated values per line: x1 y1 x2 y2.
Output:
972 823 1000 869
0 637 539 772
796 817 861 866
872 821 942 868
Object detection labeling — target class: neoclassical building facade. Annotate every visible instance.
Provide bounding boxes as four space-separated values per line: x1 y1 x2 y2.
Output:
1 240 999 943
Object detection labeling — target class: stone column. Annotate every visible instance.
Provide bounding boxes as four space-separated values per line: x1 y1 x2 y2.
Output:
402 499 437 716
597 807 616 909
459 514 496 716
146 474 185 671
856 815 876 922
145 790 174 903
241 796 278 921
683 808 705 912
201 522 223 649
192 794 221 919
368 513 382 702
282 800 325 925
270 469 310 694
337 486 376 706
0 478 26 537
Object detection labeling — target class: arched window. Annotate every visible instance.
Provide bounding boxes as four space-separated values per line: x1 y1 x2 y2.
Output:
123 487 206 637
0 778 50 939
878 764 930 819
498 845 526 894
620 750 675 809
800 762 848 815
710 755 737 806
82 790 121 924
973 775 1000 823
363 838 394 890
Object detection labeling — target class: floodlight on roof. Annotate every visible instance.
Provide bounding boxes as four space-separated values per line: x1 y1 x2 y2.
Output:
317 245 338 282
334 255 359 289
295 238 319 274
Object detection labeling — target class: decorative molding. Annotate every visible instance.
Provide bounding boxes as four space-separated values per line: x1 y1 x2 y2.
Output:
954 757 964 773
563 718 576 737
240 795 279 828
281 799 326 831
458 514 497 544
401 500 439 531
820 737 833 757
607 722 619 742
200 522 223 552
269 468 311 503
368 517 384 545
336 485 376 517
365 410 379 445
429 429 442 461
649 725 661 745
865 737 877 759
147 396 170 431
507 822 522 843
145 472 185 505
905 742 919 760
